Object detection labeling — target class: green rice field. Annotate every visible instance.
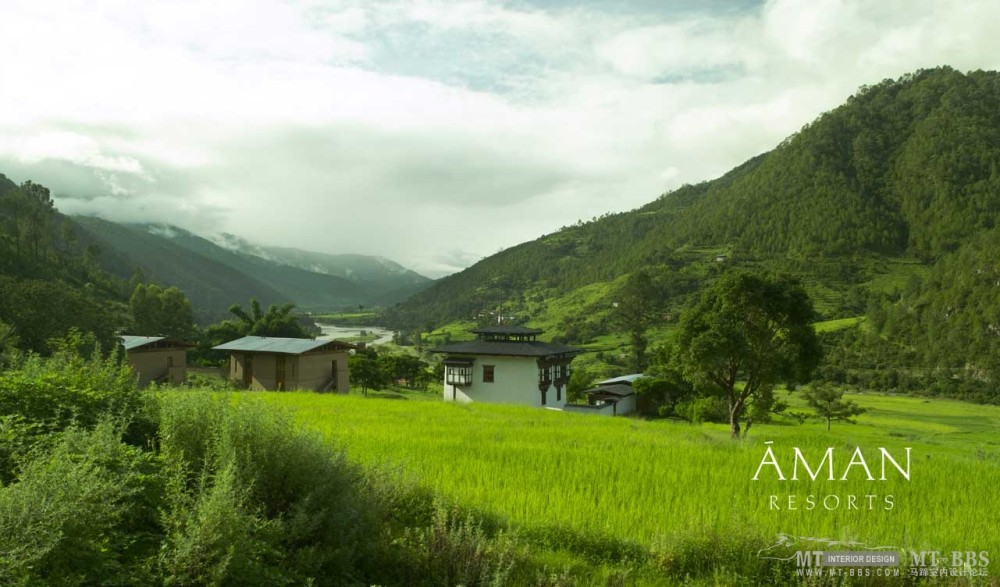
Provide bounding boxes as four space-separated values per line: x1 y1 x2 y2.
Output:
265 390 1000 570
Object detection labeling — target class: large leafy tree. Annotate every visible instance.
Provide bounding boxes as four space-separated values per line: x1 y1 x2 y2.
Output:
129 284 195 339
675 271 821 438
0 277 123 355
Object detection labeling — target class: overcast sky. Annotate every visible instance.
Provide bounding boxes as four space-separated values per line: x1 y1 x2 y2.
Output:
1 1 999 277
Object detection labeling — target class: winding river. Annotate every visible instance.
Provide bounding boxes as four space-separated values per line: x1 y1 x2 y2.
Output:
316 323 395 346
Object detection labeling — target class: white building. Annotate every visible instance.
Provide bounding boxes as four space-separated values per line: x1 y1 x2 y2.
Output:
431 325 580 408
564 373 644 416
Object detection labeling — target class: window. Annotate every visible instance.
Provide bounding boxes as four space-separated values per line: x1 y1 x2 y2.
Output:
482 365 495 383
446 365 473 385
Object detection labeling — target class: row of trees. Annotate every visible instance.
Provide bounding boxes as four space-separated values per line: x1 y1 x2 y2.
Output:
350 347 436 395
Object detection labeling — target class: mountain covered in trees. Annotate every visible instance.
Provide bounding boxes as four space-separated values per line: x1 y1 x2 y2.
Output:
209 233 432 304
0 173 132 354
0 170 427 355
387 67 1000 398
71 217 431 318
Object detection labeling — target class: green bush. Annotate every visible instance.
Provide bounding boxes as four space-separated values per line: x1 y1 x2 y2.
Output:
0 340 143 480
0 422 162 586
155 392 378 585
389 502 518 587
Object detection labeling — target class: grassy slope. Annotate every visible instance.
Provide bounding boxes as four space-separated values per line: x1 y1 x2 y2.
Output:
269 391 1000 569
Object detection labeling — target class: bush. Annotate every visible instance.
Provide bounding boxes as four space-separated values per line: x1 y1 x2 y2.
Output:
155 392 378 585
0 422 162 586
0 340 143 480
389 502 518 587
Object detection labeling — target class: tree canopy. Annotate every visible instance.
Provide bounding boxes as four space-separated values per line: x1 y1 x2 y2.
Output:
674 272 821 438
128 284 195 339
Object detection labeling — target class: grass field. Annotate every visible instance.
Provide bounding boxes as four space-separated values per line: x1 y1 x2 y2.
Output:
264 390 1000 579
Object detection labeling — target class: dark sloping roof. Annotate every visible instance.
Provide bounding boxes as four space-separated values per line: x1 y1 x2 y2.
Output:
430 340 579 358
471 325 543 335
596 373 647 386
584 383 636 398
212 336 354 355
121 335 194 351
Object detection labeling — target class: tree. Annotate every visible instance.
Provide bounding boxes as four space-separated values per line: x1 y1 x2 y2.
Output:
675 272 821 438
381 353 426 389
802 382 866 430
227 299 310 338
0 276 123 355
349 348 389 396
129 284 195 339
612 270 663 373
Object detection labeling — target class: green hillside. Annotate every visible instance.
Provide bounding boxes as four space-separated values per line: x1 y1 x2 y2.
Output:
72 216 290 321
128 223 370 312
211 234 433 304
72 218 432 318
0 175 132 354
386 67 1000 393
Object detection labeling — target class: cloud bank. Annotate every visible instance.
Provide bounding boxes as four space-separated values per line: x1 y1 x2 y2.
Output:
1 0 999 277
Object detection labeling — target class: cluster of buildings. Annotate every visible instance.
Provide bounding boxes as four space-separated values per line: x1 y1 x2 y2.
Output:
122 324 639 416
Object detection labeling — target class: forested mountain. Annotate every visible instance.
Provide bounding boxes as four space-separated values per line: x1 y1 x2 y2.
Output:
72 217 292 321
387 67 1000 395
0 174 131 354
210 234 433 304
71 219 430 316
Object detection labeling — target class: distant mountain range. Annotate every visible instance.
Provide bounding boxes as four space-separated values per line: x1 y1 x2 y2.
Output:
71 217 432 320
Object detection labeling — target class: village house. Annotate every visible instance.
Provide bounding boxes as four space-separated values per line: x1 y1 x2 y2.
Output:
564 373 644 416
431 325 580 408
212 336 354 392
121 335 193 386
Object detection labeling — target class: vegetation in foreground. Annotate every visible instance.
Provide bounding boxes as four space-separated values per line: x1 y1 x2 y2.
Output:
1 340 997 585
0 349 554 586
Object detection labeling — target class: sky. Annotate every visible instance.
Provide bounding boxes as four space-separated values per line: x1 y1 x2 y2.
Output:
1 1 999 278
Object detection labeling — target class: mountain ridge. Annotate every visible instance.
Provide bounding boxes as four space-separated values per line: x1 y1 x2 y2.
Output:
385 66 1000 365
71 217 432 320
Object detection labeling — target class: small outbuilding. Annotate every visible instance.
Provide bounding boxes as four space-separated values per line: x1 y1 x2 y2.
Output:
564 373 645 417
122 335 193 386
212 336 354 392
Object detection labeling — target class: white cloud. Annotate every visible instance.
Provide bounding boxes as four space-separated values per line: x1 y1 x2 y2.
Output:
1 0 1000 278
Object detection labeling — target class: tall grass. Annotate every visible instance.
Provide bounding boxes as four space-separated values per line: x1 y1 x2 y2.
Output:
273 392 1000 572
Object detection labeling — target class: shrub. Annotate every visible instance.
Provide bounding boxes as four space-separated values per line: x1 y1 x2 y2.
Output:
155 392 378 585
0 340 143 480
389 502 518 587
0 422 163 586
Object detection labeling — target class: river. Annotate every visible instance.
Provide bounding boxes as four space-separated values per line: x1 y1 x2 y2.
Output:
316 323 395 346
